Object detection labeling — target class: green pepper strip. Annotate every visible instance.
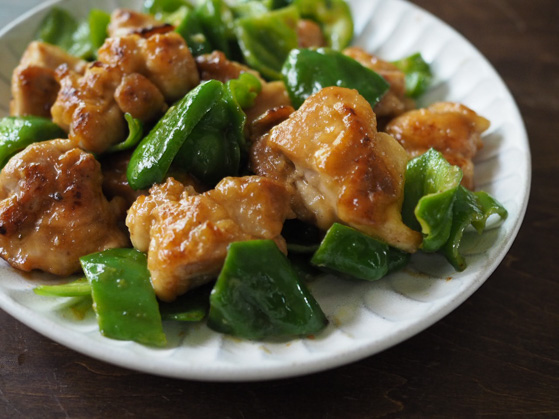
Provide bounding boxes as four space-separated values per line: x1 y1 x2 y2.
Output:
108 113 143 153
208 240 328 340
392 53 433 98
402 148 463 252
0 116 65 169
441 186 508 271
235 6 299 80
127 80 222 190
80 248 166 347
281 48 390 109
311 223 409 281
34 278 91 297
159 283 212 322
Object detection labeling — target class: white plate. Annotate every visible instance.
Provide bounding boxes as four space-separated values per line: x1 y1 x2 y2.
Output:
0 0 530 381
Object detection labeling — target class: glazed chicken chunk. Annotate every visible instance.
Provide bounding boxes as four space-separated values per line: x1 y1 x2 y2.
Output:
126 176 293 301
10 41 86 117
107 9 166 37
250 86 422 253
0 139 129 276
385 102 490 189
51 18 198 154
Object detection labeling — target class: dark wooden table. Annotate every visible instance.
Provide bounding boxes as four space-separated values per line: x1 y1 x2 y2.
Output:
1 1 558 417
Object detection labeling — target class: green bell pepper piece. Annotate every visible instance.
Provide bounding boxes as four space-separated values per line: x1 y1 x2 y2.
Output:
34 278 91 297
293 0 353 50
402 148 463 252
159 283 212 322
281 47 390 109
195 0 237 58
441 186 508 271
35 8 78 52
127 80 222 190
235 6 299 80
392 53 433 98
226 72 262 109
311 223 410 281
108 113 143 153
143 0 193 15
230 1 270 18
175 8 214 56
208 240 328 340
0 116 65 169
80 248 166 347
36 8 110 60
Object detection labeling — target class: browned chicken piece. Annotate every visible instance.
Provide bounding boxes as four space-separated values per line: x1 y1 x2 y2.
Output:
343 47 414 119
245 81 292 133
196 50 261 83
297 19 326 48
114 73 167 122
108 9 165 37
0 139 129 276
51 62 128 153
10 41 86 117
251 86 422 253
98 31 199 102
385 102 490 189
126 176 293 301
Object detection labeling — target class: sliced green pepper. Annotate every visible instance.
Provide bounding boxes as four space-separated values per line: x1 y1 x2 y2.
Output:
80 248 166 347
311 223 410 281
34 278 91 297
143 0 193 15
402 148 463 252
208 240 328 340
195 0 237 58
127 80 222 189
392 53 433 98
35 7 78 52
281 47 389 109
294 0 353 50
159 283 212 322
175 8 213 56
235 6 299 80
0 116 65 169
108 113 143 153
441 186 508 271
35 8 110 60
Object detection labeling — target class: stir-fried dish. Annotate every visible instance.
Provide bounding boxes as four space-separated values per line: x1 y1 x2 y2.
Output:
0 0 507 345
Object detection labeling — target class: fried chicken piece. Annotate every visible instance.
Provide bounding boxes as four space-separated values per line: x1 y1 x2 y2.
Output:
385 102 490 189
126 176 293 301
98 31 199 102
10 42 86 117
108 9 165 37
343 47 414 120
297 19 326 48
0 139 129 276
51 62 128 153
196 50 260 83
114 73 167 122
250 86 422 253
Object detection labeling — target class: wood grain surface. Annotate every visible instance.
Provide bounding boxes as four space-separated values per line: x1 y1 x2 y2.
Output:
1 0 558 417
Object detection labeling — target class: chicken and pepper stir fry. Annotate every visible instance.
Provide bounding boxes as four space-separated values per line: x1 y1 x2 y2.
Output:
0 1 506 344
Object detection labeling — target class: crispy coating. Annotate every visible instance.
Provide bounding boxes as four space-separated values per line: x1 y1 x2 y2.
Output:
343 47 414 119
196 50 261 83
108 9 164 37
98 31 199 102
51 62 128 153
51 28 198 153
385 102 490 189
10 42 86 117
0 140 129 276
251 86 422 253
126 176 293 301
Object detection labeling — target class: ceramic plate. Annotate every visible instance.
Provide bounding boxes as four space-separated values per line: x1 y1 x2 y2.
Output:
0 0 530 381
